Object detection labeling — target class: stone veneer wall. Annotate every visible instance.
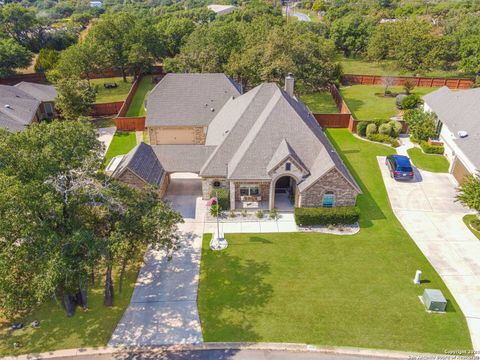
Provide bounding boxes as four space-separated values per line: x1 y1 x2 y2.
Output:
118 169 170 196
234 181 270 201
300 168 357 207
202 177 229 200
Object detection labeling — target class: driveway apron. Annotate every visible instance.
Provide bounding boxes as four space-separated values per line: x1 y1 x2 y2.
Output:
378 156 480 349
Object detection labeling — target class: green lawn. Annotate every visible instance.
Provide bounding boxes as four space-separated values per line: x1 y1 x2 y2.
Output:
338 56 471 78
340 85 437 121
300 91 339 114
463 215 480 240
104 131 137 164
198 129 471 353
0 263 140 356
407 147 450 173
126 76 156 117
91 77 133 104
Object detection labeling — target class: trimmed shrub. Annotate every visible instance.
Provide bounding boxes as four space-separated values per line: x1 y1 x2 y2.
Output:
367 133 400 147
389 120 403 137
256 209 264 219
356 121 368 136
395 94 407 109
294 206 360 226
401 94 422 109
210 188 230 210
366 123 377 136
378 123 392 136
420 141 444 154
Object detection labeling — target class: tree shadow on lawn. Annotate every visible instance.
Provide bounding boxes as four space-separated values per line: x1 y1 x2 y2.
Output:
112 349 242 360
199 239 273 342
0 265 140 356
340 97 364 120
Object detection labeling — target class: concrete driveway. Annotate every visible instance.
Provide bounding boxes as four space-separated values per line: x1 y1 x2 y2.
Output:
378 156 480 349
110 173 205 347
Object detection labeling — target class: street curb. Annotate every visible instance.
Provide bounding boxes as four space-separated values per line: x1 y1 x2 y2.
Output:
1 342 448 360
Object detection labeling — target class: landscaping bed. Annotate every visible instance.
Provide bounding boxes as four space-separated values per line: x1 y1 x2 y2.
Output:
300 91 339 114
198 129 471 353
91 76 133 104
407 147 449 173
463 215 480 240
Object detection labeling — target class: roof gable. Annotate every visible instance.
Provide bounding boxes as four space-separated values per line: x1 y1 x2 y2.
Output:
112 142 165 187
266 139 308 175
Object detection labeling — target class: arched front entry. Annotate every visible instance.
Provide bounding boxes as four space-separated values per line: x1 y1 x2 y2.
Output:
270 175 298 211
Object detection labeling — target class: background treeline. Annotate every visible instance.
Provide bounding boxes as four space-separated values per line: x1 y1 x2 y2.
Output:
301 0 480 75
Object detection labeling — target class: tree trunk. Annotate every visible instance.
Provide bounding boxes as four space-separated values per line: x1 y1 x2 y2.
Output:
119 258 127 294
91 267 95 286
104 264 114 307
122 68 127 82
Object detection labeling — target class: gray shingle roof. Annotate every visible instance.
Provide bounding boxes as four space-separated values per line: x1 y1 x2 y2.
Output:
424 86 480 168
152 145 216 173
0 84 40 132
146 73 242 127
201 82 360 193
112 142 165 186
14 82 57 102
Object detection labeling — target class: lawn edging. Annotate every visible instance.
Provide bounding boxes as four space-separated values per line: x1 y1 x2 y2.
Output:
463 214 480 240
2 342 453 360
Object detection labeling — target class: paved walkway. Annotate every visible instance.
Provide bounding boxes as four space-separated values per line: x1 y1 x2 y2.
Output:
135 131 143 145
97 127 116 155
204 213 298 234
378 156 480 349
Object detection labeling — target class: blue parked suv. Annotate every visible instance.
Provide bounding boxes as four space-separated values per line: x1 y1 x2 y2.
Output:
385 155 415 180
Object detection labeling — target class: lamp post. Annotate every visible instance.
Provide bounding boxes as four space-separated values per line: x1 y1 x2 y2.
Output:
209 192 228 250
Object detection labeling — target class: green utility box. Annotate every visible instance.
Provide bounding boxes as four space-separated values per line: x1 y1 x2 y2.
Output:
422 289 447 312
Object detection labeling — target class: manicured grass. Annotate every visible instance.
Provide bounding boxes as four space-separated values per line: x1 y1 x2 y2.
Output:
0 263 141 356
340 85 437 121
91 77 133 104
338 56 471 78
126 76 156 117
463 215 480 240
407 147 449 173
198 129 471 353
104 131 136 164
300 91 339 114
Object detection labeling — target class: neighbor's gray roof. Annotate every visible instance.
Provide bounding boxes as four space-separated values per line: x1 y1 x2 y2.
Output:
152 145 216 173
112 142 165 186
146 73 242 127
201 83 361 193
14 82 57 102
424 86 480 168
0 84 40 132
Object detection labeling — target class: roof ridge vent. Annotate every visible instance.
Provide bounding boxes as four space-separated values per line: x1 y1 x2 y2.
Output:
458 130 468 138
4 104 12 109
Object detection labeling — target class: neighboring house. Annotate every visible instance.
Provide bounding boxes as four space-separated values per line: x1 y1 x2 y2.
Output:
423 86 480 184
207 4 236 15
110 73 361 210
90 0 102 7
0 82 57 132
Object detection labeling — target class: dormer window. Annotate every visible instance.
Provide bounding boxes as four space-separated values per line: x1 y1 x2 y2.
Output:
285 162 291 171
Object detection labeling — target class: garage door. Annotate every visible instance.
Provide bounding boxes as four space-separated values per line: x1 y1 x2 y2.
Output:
156 128 196 144
452 157 470 184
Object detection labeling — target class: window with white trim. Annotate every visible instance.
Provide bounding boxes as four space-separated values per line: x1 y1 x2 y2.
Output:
240 184 260 196
285 162 291 171
322 192 335 208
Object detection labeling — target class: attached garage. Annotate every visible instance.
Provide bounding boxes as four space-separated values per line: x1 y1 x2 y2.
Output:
150 127 196 145
451 157 470 185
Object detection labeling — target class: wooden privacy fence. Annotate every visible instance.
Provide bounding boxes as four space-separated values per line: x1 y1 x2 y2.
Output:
313 113 351 128
0 72 47 85
92 101 124 117
342 74 474 89
114 117 145 131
